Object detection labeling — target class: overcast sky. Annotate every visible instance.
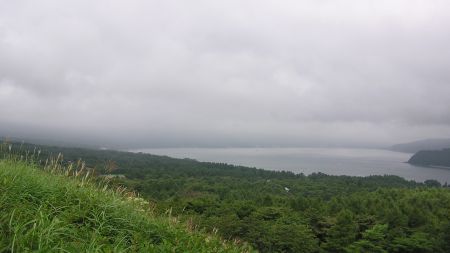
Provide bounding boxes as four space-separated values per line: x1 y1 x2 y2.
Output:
1 0 450 148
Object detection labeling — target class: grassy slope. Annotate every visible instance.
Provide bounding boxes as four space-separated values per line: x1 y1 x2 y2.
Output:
0 159 253 252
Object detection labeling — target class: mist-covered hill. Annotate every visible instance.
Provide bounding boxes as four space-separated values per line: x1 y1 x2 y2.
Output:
389 138 450 153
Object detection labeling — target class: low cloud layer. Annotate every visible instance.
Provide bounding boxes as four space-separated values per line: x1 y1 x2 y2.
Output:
1 0 450 148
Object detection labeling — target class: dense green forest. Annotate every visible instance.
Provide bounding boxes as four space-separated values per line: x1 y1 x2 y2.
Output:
4 142 450 252
408 148 450 168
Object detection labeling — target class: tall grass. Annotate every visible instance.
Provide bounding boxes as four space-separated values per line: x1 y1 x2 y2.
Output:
0 143 253 252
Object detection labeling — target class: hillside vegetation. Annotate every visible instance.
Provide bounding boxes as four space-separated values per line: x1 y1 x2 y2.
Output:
0 155 252 252
117 166 450 252
3 142 450 252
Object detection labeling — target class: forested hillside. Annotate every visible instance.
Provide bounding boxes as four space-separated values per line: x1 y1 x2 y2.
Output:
4 142 450 252
408 148 450 168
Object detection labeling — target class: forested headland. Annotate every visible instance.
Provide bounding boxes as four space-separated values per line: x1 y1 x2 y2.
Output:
408 148 450 168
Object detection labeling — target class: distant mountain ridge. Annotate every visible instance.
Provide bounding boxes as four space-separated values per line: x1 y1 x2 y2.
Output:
389 138 450 153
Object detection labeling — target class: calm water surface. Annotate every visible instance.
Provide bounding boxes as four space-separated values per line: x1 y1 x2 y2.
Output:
132 148 450 183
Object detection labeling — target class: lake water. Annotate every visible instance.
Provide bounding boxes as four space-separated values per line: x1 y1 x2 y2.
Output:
132 147 450 184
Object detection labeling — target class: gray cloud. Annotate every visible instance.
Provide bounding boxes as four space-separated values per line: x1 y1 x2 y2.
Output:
1 0 450 148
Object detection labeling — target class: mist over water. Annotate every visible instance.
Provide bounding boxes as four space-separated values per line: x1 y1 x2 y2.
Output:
133 147 450 183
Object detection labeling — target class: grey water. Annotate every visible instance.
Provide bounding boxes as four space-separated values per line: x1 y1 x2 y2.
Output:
133 147 450 184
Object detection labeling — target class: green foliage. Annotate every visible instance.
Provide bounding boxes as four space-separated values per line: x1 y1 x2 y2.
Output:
391 232 435 253
322 210 359 252
0 158 252 252
346 224 388 253
3 142 450 252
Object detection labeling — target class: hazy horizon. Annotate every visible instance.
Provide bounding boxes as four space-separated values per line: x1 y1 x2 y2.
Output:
1 1 450 148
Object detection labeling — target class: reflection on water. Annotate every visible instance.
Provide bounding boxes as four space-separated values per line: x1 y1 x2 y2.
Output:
132 147 450 183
